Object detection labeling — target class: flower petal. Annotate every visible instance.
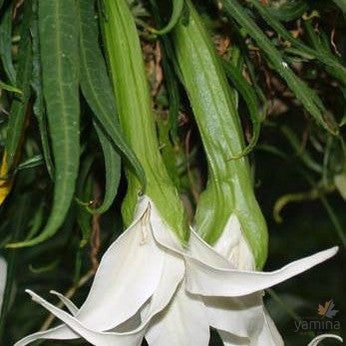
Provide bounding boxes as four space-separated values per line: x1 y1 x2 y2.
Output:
308 334 343 346
213 214 255 270
149 201 185 253
146 284 210 346
15 198 166 343
187 229 233 269
76 199 164 329
203 293 264 338
251 307 283 346
14 290 144 346
186 247 338 297
140 250 185 323
217 330 249 345
0 257 7 313
50 290 78 316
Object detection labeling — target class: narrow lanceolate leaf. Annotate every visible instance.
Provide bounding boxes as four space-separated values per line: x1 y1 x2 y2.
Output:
93 123 121 214
221 59 261 159
222 0 338 135
0 81 21 94
7 0 80 248
150 0 184 34
76 153 94 247
5 3 33 169
0 5 16 85
30 0 54 178
172 0 268 267
78 0 144 213
249 0 346 84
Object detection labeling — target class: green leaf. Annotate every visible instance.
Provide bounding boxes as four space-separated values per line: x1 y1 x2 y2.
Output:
249 0 346 84
78 0 145 190
221 59 261 159
280 125 322 174
223 0 339 135
332 0 346 14
149 0 181 138
150 0 184 34
0 81 22 94
0 191 31 337
30 0 54 178
92 123 121 214
5 3 33 169
76 153 94 247
7 0 80 248
264 0 309 22
0 5 16 85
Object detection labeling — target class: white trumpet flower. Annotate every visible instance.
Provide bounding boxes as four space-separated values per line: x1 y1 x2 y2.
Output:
15 196 338 346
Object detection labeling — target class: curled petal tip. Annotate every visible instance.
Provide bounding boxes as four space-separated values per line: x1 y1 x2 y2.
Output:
308 334 343 346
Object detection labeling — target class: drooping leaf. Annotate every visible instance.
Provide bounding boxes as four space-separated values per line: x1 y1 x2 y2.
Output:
249 0 346 84
76 152 94 247
0 4 16 85
5 3 33 169
150 0 184 35
78 0 145 196
0 81 21 94
221 59 261 159
0 189 31 337
92 123 121 214
223 0 339 135
7 0 81 248
264 0 309 22
30 0 54 178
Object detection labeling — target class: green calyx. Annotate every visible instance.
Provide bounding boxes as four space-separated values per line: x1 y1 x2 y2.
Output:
171 0 268 268
100 0 189 243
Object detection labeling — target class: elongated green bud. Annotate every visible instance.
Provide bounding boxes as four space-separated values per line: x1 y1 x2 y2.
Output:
171 0 268 267
100 0 188 242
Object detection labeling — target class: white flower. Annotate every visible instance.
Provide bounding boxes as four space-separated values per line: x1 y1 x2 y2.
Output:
0 256 7 313
15 196 338 346
308 334 343 345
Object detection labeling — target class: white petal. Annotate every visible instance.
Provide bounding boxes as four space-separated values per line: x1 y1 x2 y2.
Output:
186 247 338 297
146 284 210 346
140 250 185 323
76 199 164 329
250 307 283 346
308 334 343 346
213 214 255 270
188 229 234 269
49 290 78 316
148 201 185 253
14 290 144 346
0 257 7 313
16 198 166 343
204 293 264 338
218 330 249 345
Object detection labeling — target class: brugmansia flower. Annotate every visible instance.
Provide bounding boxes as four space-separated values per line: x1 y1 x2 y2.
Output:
15 197 338 346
